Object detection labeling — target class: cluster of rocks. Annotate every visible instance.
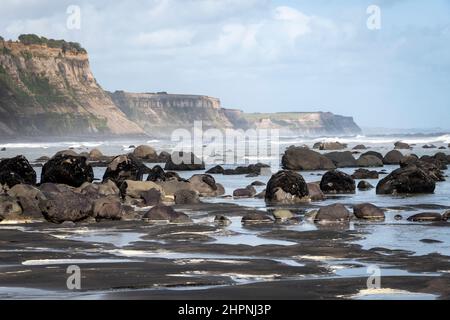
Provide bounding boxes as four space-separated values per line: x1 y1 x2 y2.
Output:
206 163 270 177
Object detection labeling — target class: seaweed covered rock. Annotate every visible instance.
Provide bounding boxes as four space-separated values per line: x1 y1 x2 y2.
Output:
103 155 146 186
0 156 36 187
282 146 335 171
320 170 356 194
265 170 309 203
376 165 436 195
41 154 93 188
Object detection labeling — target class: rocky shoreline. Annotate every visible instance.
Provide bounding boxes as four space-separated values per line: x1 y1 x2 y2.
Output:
0 141 450 299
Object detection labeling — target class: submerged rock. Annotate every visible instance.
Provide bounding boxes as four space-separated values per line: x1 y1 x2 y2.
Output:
357 181 374 191
233 185 257 198
164 152 205 171
320 170 355 194
281 146 336 171
272 209 294 221
315 204 351 222
353 203 385 220
0 155 36 187
351 168 379 179
223 163 270 176
241 212 274 224
265 170 309 203
376 165 436 195
352 144 367 150
143 205 191 224
407 212 442 222
41 154 94 188
214 215 231 226
314 142 347 150
206 165 224 174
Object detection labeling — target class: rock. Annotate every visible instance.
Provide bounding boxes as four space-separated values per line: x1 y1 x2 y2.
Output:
265 170 309 203
206 165 224 174
76 180 120 198
103 155 146 186
88 148 104 160
41 154 94 188
255 190 266 199
251 181 266 186
324 151 357 168
376 165 436 194
400 159 445 182
54 150 78 157
157 151 171 163
132 145 158 161
174 189 201 204
383 150 404 165
39 183 73 194
36 156 50 162
143 205 191 224
156 180 195 197
420 239 443 244
233 185 257 198
188 174 224 197
241 212 274 224
92 196 122 221
0 155 36 187
164 152 205 171
223 163 270 176
434 152 448 164
442 210 449 221
394 215 403 221
357 181 374 190
315 204 351 222
422 144 436 149
360 151 383 161
214 215 231 226
307 182 325 201
39 190 93 224
351 168 379 179
407 212 442 222
7 184 45 218
353 203 385 220
140 189 163 206
120 180 164 199
357 155 383 167
146 165 167 182
281 146 336 171
320 170 355 194
272 209 294 221
438 146 446 150
314 142 347 150
0 147 5 151
394 141 411 150
0 195 24 222
352 145 367 150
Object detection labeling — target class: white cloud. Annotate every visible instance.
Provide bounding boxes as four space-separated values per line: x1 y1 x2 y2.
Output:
133 29 195 48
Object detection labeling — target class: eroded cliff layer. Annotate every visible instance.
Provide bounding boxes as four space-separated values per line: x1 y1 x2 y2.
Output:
0 38 143 137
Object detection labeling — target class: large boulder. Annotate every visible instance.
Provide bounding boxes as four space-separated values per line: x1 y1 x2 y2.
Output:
307 182 325 201
407 212 442 222
233 185 257 198
146 165 185 182
188 174 224 197
351 169 379 179
103 155 146 186
120 180 164 199
360 151 383 161
395 141 411 150
265 170 309 203
89 148 104 160
383 150 404 165
7 184 45 218
353 145 367 150
320 170 355 194
39 190 93 224
376 165 436 195
353 203 385 220
141 189 163 206
314 142 347 150
132 145 158 161
223 163 270 176
206 165 224 174
143 205 192 224
324 152 357 168
357 181 374 191
357 155 383 167
164 152 205 171
92 196 123 221
76 180 120 199
0 195 24 222
0 156 36 187
41 155 94 188
156 180 196 197
281 147 336 171
399 158 444 182
315 204 351 222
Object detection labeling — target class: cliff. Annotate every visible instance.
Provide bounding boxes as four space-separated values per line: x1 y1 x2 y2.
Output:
109 91 234 136
0 37 144 137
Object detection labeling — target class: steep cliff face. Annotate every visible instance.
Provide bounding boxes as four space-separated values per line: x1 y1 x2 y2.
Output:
0 39 143 137
109 91 234 135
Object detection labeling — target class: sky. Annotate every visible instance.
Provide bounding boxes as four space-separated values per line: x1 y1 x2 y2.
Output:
1 0 450 130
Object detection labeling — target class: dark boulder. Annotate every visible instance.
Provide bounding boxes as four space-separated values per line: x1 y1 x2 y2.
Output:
422 144 436 149
353 145 367 150
0 156 36 187
188 174 224 197
41 155 94 188
357 155 383 167
351 169 379 179
353 203 385 220
132 145 158 161
265 170 309 203
407 212 442 222
395 141 411 150
214 215 231 226
146 165 168 182
140 188 163 206
39 190 93 224
282 146 336 171
174 189 201 204
242 212 274 224
157 151 171 163
324 151 357 168
206 165 224 174
0 195 24 222
233 185 257 198
357 181 374 190
315 204 351 222
251 181 266 186
223 163 270 176
320 170 356 194
383 150 404 165
92 196 123 221
103 155 145 186
307 183 325 201
143 205 192 224
7 184 45 218
376 165 436 195
164 152 205 171
360 151 383 161
314 142 347 150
